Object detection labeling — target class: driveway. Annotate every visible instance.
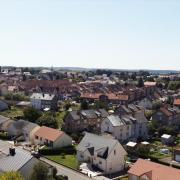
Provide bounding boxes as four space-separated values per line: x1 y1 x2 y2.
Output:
40 157 91 180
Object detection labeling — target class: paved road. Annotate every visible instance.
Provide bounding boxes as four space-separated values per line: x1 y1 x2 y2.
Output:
40 157 91 180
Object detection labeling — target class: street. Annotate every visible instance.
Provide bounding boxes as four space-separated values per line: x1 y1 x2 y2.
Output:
40 157 91 180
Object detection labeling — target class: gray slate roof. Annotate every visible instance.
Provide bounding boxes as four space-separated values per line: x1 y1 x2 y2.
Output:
0 115 10 125
69 109 109 121
106 115 122 126
0 100 8 111
8 120 39 135
0 140 33 172
106 115 135 126
77 132 126 159
30 93 55 100
22 121 39 133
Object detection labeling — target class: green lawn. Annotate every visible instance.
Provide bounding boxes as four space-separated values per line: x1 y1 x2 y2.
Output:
0 106 24 119
56 111 67 128
149 151 170 159
45 154 79 169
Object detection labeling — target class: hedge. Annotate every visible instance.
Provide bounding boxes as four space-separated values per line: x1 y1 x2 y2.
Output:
39 146 76 155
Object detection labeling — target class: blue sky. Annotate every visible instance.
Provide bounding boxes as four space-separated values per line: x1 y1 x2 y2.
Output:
0 0 180 70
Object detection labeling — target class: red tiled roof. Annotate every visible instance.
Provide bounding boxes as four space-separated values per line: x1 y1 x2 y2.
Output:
128 159 180 180
34 126 64 142
106 93 129 101
80 93 101 99
80 93 129 101
20 80 72 89
174 99 180 106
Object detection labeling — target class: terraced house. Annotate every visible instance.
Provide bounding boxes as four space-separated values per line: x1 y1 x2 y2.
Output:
101 104 148 142
152 106 180 126
64 109 109 133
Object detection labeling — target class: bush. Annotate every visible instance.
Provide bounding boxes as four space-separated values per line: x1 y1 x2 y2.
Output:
0 132 11 140
4 93 29 101
37 112 58 129
168 81 180 91
23 107 42 122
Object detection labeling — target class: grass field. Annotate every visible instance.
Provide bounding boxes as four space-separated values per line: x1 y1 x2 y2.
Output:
0 106 24 119
45 154 79 169
55 111 67 128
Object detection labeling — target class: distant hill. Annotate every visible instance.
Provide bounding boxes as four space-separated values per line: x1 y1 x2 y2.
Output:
1 66 180 74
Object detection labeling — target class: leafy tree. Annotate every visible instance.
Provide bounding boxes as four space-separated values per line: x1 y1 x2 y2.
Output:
147 121 158 136
64 103 71 111
166 96 173 105
137 77 144 87
30 162 49 180
37 112 58 128
93 101 109 111
152 100 162 110
157 126 178 137
80 100 89 110
130 73 137 81
168 81 180 91
137 144 150 156
23 107 42 122
0 171 24 180
145 110 154 120
4 93 29 101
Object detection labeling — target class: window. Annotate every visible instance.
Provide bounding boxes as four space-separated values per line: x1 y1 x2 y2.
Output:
40 137 42 141
99 161 102 164
114 150 116 155
80 154 84 158
35 136 38 139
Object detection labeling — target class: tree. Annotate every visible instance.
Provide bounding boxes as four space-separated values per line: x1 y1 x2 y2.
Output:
4 93 29 101
147 121 158 136
30 162 49 180
64 103 71 111
80 100 89 110
93 101 109 110
37 112 58 128
137 77 144 87
0 171 24 180
23 107 42 122
145 110 154 120
168 81 180 90
152 100 162 110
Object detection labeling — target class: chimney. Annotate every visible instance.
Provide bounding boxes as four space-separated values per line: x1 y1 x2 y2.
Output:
9 147 16 156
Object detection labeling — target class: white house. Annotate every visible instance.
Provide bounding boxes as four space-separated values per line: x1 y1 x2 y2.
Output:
101 113 148 142
76 132 127 174
30 93 57 110
33 126 72 149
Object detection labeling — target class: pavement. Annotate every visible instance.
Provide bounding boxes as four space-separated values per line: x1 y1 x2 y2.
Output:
40 157 91 180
